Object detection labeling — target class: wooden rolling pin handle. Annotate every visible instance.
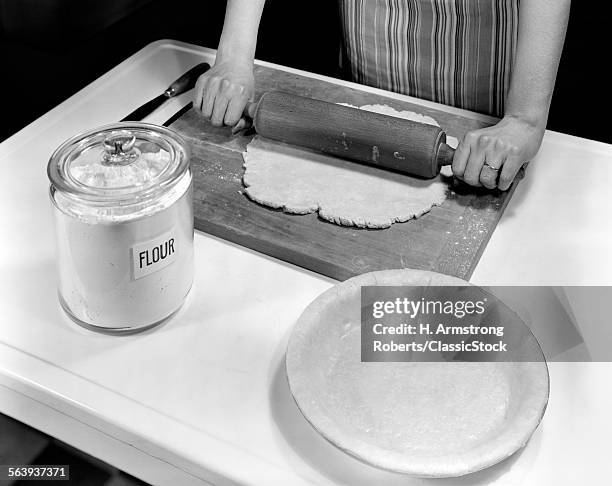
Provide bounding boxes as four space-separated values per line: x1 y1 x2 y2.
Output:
245 101 258 120
436 142 455 167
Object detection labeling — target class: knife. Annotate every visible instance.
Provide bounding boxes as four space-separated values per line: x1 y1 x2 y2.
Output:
122 62 210 121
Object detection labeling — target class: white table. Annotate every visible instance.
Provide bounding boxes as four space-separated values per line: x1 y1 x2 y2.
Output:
1 40 611 485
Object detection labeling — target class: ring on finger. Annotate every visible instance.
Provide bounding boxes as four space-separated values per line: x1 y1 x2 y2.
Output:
483 161 501 171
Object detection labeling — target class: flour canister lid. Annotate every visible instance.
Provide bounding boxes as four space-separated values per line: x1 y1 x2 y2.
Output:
48 122 189 204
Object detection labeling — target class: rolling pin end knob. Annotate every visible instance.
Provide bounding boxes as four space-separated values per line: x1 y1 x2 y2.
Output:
437 142 455 168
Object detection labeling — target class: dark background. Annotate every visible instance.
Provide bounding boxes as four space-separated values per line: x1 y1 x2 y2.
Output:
0 0 609 143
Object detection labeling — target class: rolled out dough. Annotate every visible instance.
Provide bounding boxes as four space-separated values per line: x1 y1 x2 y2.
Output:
242 104 457 229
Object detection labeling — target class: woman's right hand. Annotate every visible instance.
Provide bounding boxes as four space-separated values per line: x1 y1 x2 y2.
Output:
193 59 254 131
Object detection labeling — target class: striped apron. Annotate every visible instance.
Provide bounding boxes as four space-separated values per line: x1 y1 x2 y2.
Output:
339 0 519 117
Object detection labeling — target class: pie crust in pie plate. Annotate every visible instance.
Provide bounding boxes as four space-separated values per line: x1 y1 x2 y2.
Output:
285 269 549 477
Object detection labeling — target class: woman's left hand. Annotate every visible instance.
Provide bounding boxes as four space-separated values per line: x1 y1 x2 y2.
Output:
451 116 545 191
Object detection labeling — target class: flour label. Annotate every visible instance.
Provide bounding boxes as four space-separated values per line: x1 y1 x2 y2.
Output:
131 229 178 280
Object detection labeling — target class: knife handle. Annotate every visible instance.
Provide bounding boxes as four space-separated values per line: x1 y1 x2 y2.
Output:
165 62 211 97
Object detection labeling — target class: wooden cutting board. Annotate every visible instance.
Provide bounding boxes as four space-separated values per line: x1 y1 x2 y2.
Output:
169 64 518 281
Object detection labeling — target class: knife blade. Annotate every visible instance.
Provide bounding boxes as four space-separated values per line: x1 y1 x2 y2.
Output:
121 62 210 121
162 102 194 127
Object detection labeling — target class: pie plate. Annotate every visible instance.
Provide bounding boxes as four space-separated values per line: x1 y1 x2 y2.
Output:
285 269 549 477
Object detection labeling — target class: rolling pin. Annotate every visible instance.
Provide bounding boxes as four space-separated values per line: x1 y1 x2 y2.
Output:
245 91 455 179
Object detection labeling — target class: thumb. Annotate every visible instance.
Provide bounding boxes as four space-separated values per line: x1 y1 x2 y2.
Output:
231 116 253 134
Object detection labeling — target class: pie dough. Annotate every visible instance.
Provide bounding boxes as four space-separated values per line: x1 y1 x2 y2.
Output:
242 105 458 229
286 269 549 477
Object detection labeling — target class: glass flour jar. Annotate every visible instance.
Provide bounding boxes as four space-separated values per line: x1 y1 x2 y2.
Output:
48 123 193 334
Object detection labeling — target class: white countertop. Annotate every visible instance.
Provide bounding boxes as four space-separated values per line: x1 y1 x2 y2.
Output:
1 40 611 485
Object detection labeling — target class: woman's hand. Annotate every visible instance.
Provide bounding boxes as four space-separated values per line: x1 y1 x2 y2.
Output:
451 116 545 191
193 59 254 131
